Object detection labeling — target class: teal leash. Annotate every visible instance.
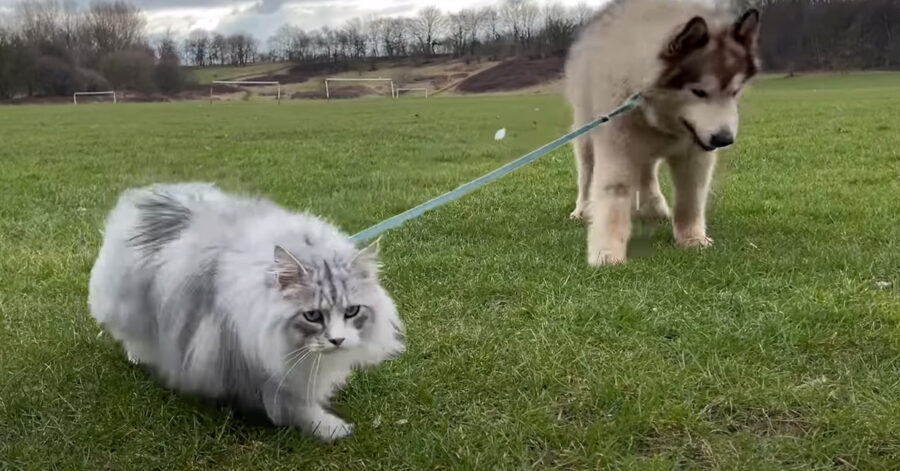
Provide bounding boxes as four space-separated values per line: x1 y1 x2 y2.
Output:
350 94 642 244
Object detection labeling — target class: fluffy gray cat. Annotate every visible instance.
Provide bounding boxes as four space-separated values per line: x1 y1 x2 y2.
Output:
88 182 405 441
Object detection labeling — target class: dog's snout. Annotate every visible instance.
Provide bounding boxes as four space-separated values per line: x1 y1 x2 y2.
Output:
709 130 734 149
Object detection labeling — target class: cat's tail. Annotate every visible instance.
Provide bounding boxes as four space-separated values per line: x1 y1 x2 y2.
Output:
118 182 223 257
89 182 220 315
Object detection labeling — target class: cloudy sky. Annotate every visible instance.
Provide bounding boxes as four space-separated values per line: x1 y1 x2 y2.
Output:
140 0 597 40
1 0 588 40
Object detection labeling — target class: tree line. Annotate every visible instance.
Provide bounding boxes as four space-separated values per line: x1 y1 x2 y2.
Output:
2 0 900 100
250 1 596 66
746 0 900 72
0 0 262 99
250 0 900 72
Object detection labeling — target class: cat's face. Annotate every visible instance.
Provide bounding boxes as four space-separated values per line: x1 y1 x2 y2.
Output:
273 243 381 353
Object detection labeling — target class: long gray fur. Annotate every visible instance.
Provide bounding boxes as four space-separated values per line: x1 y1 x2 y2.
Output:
88 182 405 442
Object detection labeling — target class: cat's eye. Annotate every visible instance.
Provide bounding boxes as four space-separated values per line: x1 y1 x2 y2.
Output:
344 305 361 318
302 310 323 323
690 88 708 98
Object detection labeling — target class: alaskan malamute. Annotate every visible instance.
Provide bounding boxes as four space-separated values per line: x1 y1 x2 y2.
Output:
565 0 760 266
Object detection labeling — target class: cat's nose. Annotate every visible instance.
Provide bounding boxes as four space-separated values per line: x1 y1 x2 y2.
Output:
328 337 344 346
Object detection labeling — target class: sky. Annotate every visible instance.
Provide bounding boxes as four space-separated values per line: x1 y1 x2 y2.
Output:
0 0 595 41
142 0 596 40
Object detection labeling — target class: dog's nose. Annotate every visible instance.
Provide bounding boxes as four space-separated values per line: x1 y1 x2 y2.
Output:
709 130 734 148
328 337 344 346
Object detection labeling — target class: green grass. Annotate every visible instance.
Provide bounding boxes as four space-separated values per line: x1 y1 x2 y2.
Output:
1 73 899 469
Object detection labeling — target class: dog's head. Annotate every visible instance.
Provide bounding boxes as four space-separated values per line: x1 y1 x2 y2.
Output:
645 9 760 151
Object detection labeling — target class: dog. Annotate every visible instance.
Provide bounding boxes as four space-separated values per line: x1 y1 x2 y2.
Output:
564 0 760 266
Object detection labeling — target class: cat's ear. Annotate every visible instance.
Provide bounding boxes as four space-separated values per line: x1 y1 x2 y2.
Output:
274 245 308 290
351 237 380 278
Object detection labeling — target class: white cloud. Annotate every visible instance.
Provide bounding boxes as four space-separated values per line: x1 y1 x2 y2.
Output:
1 0 597 40
151 0 594 39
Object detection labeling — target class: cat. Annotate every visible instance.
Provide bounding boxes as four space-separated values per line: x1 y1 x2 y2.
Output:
88 182 405 441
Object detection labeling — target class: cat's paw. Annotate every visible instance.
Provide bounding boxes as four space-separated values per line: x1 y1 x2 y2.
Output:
310 414 354 442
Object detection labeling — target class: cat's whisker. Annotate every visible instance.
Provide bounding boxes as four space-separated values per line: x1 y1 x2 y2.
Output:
264 347 313 386
272 350 313 412
306 353 322 405
282 346 313 361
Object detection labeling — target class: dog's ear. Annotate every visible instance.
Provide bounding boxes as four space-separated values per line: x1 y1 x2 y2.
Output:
663 16 709 60
733 9 760 47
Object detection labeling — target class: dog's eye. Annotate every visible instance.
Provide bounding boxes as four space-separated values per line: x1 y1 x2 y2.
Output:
344 305 361 318
690 89 708 98
302 310 323 322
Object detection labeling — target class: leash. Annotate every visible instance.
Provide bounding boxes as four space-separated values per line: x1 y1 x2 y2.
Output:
350 94 642 244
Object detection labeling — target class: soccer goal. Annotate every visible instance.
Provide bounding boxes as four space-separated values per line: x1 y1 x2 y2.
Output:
395 87 429 98
73 91 117 104
210 81 281 103
324 78 395 100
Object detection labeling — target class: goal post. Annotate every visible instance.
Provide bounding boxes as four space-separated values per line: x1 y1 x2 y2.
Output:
210 80 281 103
73 91 116 104
324 77 395 99
395 87 429 98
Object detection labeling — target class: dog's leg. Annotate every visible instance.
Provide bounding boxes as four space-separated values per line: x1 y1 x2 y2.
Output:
585 140 635 266
637 158 671 222
570 135 594 220
668 150 717 249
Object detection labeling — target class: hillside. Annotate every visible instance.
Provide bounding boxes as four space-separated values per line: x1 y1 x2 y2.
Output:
188 57 566 101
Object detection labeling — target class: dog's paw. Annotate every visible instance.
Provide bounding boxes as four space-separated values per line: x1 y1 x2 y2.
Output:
588 250 627 267
676 235 713 249
310 415 354 442
569 205 587 221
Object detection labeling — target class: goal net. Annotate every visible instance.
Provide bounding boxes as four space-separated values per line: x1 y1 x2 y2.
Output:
395 87 429 98
73 91 117 104
210 81 282 103
324 78 395 99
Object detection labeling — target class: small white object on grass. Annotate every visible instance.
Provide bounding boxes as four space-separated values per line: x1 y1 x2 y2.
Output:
494 128 507 141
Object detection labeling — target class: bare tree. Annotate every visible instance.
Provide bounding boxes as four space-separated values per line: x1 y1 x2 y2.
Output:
380 17 408 57
460 8 484 56
208 33 226 65
481 6 502 42
266 24 294 62
541 2 576 57
14 0 64 46
225 33 256 66
571 2 595 26
410 6 445 56
290 28 312 61
446 12 467 57
343 18 367 59
183 29 209 66
364 15 383 57
82 0 146 55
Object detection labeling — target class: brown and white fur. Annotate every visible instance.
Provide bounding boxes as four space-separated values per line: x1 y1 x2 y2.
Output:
564 0 760 266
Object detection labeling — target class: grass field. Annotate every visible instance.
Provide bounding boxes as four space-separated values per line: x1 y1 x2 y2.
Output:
1 74 899 469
